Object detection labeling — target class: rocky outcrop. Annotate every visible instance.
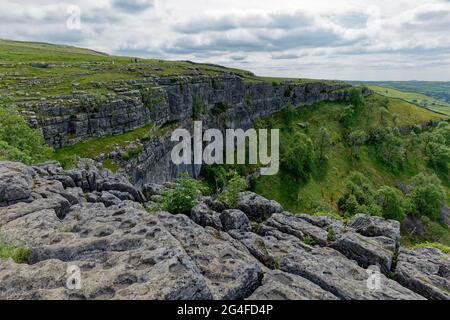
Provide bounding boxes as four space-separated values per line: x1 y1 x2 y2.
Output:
395 247 450 300
23 75 364 186
236 192 284 223
26 76 352 149
1 161 447 300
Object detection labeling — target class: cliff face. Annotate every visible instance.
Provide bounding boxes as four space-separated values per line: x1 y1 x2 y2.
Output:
26 75 358 186
0 160 448 300
31 75 351 148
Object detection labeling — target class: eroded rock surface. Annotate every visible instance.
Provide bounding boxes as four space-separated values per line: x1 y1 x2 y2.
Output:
0 161 447 300
395 247 450 300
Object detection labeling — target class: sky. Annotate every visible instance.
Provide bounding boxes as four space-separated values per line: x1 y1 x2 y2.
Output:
1 0 450 81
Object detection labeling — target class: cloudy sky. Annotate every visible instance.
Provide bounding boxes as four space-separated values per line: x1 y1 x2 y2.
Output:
1 0 450 80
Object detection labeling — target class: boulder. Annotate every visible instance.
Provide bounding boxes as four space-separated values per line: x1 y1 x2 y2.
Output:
0 161 34 205
220 209 250 232
266 212 329 246
330 232 396 275
248 270 338 300
395 246 450 300
236 192 283 223
348 214 401 247
190 202 223 230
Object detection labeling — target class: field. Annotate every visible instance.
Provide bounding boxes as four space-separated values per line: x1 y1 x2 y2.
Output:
365 84 450 116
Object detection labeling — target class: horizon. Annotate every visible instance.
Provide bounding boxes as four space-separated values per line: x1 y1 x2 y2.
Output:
1 0 450 81
3 37 450 83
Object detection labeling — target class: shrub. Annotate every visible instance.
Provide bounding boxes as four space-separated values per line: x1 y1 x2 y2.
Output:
0 107 53 164
408 173 445 220
280 132 314 180
281 104 296 126
211 102 229 115
422 122 450 172
316 127 332 161
303 235 316 246
337 172 382 217
218 171 247 208
375 186 406 221
192 96 203 120
340 105 355 128
347 130 367 159
347 88 363 109
0 241 31 263
163 174 204 214
377 132 406 170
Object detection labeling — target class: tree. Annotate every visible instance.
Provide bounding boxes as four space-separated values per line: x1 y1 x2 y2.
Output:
422 122 450 172
408 173 445 220
378 132 406 170
316 127 332 161
0 107 52 164
348 88 363 109
347 130 367 159
375 186 406 221
340 105 355 128
280 132 314 181
337 172 381 217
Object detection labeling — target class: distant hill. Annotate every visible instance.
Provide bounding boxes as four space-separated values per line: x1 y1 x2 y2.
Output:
353 81 450 116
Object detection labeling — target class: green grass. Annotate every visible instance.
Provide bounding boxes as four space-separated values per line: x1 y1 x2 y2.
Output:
0 38 341 107
53 123 155 168
413 242 450 254
253 94 448 213
53 120 180 169
0 241 31 263
364 84 450 116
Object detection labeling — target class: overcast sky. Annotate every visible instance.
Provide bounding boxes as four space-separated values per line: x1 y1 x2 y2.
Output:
1 0 450 81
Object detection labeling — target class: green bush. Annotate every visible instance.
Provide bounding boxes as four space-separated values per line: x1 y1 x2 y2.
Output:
339 105 355 128
281 104 296 126
347 88 363 109
0 107 53 164
422 122 450 172
408 173 445 220
211 102 229 115
377 132 406 170
337 172 382 217
0 241 31 263
375 186 406 221
192 96 204 120
280 132 314 180
163 174 204 214
218 171 247 208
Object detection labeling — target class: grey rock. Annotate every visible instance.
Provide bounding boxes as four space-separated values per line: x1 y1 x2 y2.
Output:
330 232 396 275
220 209 250 232
100 191 121 207
230 229 423 300
190 202 223 230
248 270 338 300
266 212 329 246
156 213 265 300
142 183 169 198
236 192 283 223
395 247 450 300
297 213 346 235
0 161 34 205
348 214 401 247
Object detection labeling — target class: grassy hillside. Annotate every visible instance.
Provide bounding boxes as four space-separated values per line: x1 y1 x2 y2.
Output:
365 84 450 116
254 94 448 211
0 39 344 107
365 81 450 103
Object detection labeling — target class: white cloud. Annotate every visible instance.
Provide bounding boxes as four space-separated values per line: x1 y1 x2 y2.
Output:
0 0 450 80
